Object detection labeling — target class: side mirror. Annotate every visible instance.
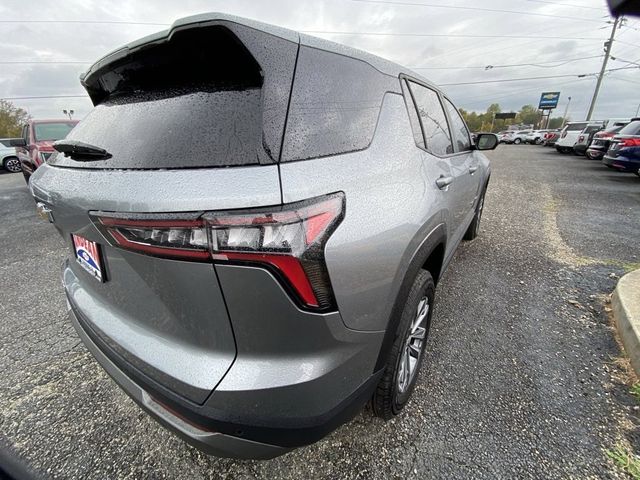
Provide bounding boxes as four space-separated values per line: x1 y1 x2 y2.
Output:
8 138 27 147
475 133 499 151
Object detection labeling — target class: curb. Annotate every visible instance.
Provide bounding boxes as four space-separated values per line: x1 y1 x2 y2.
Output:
612 269 640 375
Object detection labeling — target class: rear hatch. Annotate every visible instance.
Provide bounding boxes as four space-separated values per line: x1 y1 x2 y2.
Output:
30 18 299 404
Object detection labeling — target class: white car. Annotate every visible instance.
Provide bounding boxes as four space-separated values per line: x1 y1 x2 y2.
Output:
555 121 603 153
0 139 21 173
506 130 533 144
524 130 547 145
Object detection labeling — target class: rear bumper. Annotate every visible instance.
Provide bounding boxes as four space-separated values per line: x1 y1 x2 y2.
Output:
602 155 640 172
586 147 605 159
69 303 383 458
573 144 588 155
69 306 290 459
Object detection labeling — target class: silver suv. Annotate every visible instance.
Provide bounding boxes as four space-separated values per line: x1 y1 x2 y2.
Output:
29 13 496 459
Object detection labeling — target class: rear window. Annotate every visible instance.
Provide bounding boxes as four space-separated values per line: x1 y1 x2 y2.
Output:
565 123 588 131
50 90 262 169
34 122 77 142
281 46 398 162
51 26 273 169
618 120 640 136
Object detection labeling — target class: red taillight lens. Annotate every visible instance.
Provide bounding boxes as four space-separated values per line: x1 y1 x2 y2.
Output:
621 138 640 147
92 193 345 310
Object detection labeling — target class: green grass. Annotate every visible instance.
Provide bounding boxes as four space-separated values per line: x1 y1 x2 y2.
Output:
607 446 640 479
631 383 640 401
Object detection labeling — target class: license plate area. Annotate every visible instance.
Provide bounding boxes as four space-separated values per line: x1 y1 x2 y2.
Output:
72 234 104 282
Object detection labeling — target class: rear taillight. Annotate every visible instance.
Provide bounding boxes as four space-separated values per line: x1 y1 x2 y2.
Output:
92 193 345 311
621 138 640 147
578 135 585 142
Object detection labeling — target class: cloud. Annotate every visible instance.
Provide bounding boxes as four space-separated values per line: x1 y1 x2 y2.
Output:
0 0 636 120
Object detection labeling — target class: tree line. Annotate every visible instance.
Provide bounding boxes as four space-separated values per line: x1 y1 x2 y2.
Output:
459 103 565 133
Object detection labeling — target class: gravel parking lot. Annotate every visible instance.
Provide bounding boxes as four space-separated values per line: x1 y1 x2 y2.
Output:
1 145 639 479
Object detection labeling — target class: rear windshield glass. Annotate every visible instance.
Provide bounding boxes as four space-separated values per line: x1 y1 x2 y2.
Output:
618 121 640 136
51 26 265 169
50 89 262 169
565 123 588 131
34 122 77 142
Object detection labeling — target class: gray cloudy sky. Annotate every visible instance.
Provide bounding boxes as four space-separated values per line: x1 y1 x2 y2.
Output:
1 0 639 121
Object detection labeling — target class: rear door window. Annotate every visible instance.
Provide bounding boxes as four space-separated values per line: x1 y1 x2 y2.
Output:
619 121 640 135
407 81 453 156
443 99 471 152
34 122 77 142
566 123 588 131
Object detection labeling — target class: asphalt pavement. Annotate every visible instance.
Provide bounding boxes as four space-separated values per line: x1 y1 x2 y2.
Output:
1 145 639 479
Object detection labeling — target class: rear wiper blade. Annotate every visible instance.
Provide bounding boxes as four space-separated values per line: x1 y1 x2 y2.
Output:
53 140 112 161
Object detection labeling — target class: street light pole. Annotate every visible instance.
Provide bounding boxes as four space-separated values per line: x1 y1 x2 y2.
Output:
586 16 620 120
561 96 572 127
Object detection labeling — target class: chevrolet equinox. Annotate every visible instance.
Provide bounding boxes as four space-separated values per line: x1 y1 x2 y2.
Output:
29 13 497 459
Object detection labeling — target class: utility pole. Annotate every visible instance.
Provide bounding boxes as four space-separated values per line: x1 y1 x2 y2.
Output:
561 96 572 127
586 16 620 120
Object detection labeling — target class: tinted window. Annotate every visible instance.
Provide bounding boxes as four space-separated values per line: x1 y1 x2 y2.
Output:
0 140 10 147
401 80 425 149
408 82 453 156
50 90 263 169
618 120 640 136
566 123 588 131
34 122 76 142
282 46 398 162
443 99 471 151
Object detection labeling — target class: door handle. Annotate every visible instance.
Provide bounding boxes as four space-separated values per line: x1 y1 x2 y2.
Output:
469 165 478 174
436 175 453 190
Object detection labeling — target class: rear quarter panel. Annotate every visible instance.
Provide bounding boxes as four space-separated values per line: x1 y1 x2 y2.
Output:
280 92 449 332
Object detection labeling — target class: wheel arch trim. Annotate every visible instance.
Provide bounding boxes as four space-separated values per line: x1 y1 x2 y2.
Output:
373 223 446 371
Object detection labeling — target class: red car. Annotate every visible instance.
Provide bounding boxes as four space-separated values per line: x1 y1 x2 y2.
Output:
12 119 78 182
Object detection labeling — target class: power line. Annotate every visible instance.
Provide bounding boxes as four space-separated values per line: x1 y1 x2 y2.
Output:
0 61 89 64
0 94 89 100
303 30 608 40
0 20 169 26
440 66 639 86
519 0 604 10
350 0 606 24
409 55 602 70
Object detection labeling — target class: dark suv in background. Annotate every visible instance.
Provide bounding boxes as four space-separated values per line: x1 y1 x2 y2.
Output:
30 13 496 459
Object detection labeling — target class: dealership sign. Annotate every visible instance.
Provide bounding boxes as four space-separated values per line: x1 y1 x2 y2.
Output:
538 92 560 109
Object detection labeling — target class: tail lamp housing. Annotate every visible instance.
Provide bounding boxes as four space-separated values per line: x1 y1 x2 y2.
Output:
91 192 345 311
621 138 640 147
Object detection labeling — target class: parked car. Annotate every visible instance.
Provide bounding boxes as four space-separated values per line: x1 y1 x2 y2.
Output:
555 121 602 153
10 119 78 182
602 120 640 175
586 124 627 160
504 130 532 144
29 14 497 460
573 124 610 156
524 130 547 144
497 131 511 143
542 129 561 146
0 139 21 173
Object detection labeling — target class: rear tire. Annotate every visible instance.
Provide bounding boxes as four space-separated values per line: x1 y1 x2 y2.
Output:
2 157 21 173
372 270 435 420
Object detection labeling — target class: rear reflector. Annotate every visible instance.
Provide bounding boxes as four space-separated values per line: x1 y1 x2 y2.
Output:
92 193 345 311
